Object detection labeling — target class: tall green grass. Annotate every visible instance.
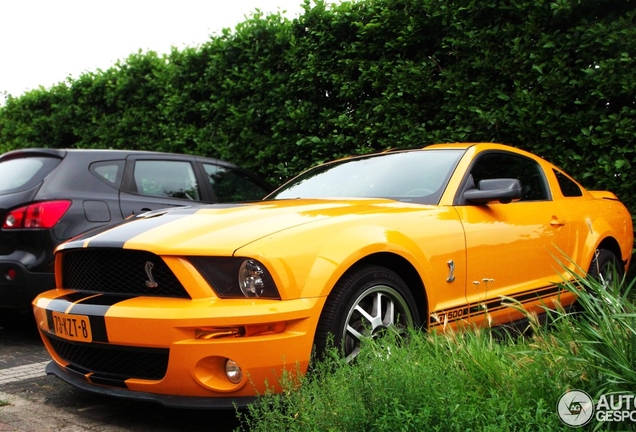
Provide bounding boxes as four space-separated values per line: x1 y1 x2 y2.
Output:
536 273 636 396
236 274 636 431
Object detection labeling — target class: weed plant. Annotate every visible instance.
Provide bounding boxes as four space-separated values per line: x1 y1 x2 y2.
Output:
236 274 636 431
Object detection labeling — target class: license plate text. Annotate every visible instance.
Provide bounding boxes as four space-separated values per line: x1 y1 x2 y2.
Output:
51 312 93 343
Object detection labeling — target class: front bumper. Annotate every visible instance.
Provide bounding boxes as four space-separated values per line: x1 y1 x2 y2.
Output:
33 291 324 406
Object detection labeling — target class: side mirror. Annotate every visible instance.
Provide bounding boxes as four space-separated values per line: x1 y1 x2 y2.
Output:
464 178 522 204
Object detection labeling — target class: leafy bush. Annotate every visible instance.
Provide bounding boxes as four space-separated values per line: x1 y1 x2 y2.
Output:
1 0 635 225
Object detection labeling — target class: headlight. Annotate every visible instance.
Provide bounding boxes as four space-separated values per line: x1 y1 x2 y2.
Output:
238 259 266 297
188 257 280 299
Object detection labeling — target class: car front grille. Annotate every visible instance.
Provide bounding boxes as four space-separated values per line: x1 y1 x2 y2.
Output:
61 248 190 298
45 335 169 381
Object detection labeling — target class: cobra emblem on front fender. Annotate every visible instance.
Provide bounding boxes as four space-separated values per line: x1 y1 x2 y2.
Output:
145 261 158 288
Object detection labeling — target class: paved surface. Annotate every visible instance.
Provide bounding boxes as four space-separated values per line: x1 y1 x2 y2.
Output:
0 323 243 431
0 384 107 432
0 362 98 432
0 362 50 386
0 364 244 431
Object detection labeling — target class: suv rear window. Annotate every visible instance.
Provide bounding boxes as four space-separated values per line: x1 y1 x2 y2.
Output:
0 156 61 195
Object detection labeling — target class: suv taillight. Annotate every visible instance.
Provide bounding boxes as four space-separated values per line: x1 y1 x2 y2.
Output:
3 201 72 229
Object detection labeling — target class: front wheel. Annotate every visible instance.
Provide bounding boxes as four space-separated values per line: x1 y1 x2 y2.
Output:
314 265 420 362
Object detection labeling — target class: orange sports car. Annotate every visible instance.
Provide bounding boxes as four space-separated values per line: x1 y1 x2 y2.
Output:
32 143 633 408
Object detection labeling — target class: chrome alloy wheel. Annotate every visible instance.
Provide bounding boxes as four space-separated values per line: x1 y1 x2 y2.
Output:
341 284 415 362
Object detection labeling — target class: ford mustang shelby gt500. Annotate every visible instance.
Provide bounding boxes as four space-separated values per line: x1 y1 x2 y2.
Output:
33 143 632 408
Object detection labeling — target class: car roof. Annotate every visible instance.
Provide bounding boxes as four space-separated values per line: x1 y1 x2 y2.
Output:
0 147 232 166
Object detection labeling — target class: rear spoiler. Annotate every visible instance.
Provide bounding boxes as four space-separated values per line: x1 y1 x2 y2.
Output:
589 190 620 201
0 148 67 161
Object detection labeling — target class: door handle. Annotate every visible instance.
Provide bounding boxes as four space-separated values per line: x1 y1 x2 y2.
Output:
131 208 152 215
550 217 567 227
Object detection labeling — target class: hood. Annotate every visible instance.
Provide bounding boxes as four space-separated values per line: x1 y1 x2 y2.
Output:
59 199 415 255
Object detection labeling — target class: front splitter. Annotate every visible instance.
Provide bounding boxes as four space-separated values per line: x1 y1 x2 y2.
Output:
45 361 257 410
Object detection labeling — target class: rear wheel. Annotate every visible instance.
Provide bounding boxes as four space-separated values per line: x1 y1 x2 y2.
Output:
314 265 420 362
588 248 622 288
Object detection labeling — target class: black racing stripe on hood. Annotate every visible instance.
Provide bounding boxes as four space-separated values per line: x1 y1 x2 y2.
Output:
62 208 199 249
64 218 137 246
82 204 248 248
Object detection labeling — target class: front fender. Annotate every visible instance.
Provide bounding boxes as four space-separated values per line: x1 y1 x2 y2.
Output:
235 225 422 299
235 210 466 305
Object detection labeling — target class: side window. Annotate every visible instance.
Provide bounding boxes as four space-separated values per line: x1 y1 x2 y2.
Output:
554 169 583 197
203 164 268 202
90 160 124 187
133 160 200 200
469 152 549 201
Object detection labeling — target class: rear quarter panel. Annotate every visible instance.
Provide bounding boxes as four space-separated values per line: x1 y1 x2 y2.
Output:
543 163 633 273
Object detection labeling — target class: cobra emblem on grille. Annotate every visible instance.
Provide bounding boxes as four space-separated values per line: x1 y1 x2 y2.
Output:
145 261 158 288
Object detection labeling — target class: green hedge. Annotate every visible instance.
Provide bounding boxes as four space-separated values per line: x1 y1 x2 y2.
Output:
1 0 634 224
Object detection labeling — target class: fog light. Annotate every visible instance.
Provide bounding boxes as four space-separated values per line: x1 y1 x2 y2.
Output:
5 268 17 281
225 359 242 384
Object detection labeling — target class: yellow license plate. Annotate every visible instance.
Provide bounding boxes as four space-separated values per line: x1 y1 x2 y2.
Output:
51 312 93 343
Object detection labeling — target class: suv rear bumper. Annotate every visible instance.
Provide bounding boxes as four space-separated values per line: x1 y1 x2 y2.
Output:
0 261 54 312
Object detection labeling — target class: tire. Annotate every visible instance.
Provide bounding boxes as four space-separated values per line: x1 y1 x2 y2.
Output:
314 265 420 362
588 248 622 288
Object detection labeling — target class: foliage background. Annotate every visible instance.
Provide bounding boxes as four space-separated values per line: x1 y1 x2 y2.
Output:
1 0 634 222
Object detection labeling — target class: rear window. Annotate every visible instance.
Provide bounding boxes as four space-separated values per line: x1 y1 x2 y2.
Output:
554 169 583 197
0 156 61 195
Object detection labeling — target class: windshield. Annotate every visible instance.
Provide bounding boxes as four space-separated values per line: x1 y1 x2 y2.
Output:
0 156 61 195
268 149 464 205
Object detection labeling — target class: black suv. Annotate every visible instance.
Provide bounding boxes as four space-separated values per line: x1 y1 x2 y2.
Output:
0 148 272 319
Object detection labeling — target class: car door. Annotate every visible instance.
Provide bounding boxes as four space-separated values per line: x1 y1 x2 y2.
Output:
119 155 211 217
455 150 573 327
